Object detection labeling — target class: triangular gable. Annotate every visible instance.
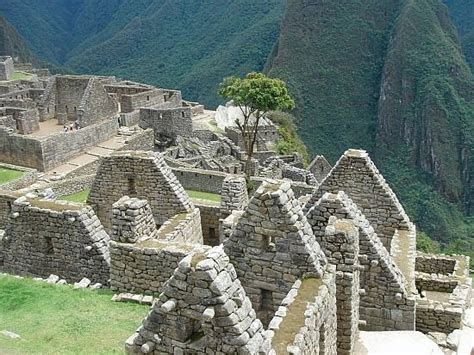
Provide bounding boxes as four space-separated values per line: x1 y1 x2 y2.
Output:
305 149 410 250
126 246 266 353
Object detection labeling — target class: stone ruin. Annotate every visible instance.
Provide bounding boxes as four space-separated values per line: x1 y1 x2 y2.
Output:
0 61 472 355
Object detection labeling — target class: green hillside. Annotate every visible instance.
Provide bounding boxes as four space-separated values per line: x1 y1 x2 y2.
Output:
267 0 473 261
0 15 38 64
443 0 474 68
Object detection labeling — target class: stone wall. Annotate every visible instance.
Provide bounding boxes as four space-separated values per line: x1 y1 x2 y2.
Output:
220 175 248 215
111 197 158 243
172 167 227 194
306 191 416 331
224 180 326 327
88 151 195 233
126 246 267 354
195 202 221 246
267 267 337 355
305 149 411 250
308 155 332 182
0 190 18 229
139 106 192 141
416 253 457 275
1 196 110 284
322 218 360 355
0 117 119 171
40 117 119 171
110 240 200 296
78 77 119 127
118 89 166 113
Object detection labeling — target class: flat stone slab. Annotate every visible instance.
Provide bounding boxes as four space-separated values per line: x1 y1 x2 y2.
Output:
355 331 443 355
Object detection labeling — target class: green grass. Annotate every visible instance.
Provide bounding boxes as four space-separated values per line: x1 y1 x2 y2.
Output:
10 71 32 81
60 188 90 203
0 167 24 185
186 189 221 203
0 274 148 354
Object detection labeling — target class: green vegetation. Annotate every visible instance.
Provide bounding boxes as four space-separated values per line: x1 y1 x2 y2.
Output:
0 274 148 354
0 15 39 64
60 188 90 203
218 72 295 176
10 71 32 81
186 190 221 203
0 167 24 185
267 111 310 165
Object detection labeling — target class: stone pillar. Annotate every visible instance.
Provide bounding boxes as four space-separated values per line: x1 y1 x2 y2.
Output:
220 175 248 216
111 196 157 243
323 217 360 355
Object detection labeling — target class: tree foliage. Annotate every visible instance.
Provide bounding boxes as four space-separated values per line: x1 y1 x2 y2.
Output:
218 72 295 176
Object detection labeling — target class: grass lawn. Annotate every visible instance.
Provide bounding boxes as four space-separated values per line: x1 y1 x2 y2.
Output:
10 71 33 81
186 189 221 203
60 188 90 203
0 274 148 354
0 167 24 185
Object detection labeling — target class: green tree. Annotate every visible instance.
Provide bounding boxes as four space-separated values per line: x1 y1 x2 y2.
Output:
218 72 295 177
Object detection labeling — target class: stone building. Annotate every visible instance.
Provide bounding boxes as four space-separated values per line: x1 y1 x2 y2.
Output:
88 151 200 238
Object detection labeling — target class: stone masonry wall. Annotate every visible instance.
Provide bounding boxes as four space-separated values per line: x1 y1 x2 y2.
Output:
224 180 326 327
416 252 457 275
110 241 200 296
139 107 192 141
78 77 119 127
267 267 337 355
195 202 221 246
1 196 110 284
126 246 267 354
220 175 248 215
322 218 360 355
0 56 14 81
305 149 411 250
306 191 416 331
88 151 194 233
111 197 158 243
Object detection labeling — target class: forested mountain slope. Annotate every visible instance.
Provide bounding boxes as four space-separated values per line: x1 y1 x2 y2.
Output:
0 15 38 64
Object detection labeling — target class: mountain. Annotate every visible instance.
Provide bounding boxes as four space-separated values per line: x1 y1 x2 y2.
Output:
267 0 473 255
0 0 286 107
443 0 474 69
0 15 38 64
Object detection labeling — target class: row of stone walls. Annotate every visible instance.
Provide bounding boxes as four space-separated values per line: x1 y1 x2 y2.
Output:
224 181 326 327
268 267 337 354
1 197 110 284
416 252 457 275
109 241 199 296
416 273 458 293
